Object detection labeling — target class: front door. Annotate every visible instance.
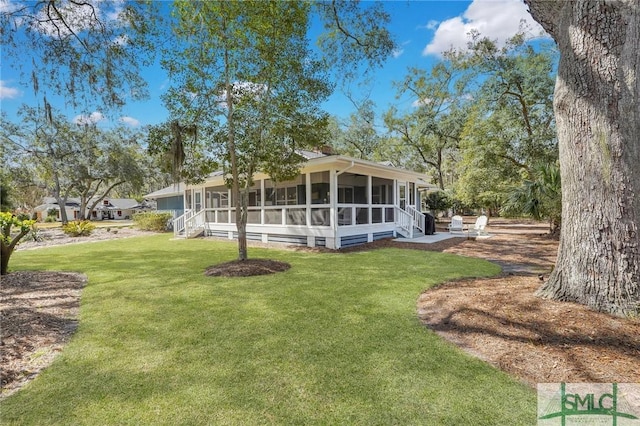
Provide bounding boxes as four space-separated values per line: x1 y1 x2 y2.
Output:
398 181 407 210
194 189 203 213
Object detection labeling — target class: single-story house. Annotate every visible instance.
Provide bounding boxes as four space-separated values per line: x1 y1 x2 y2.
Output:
160 151 436 249
33 197 144 221
143 183 186 219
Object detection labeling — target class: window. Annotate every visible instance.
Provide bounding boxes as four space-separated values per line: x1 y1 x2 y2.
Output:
355 207 368 225
372 177 394 204
338 207 352 226
205 186 229 208
311 172 330 204
248 189 261 207
338 186 354 203
337 173 368 204
311 208 330 226
264 175 306 206
287 208 306 225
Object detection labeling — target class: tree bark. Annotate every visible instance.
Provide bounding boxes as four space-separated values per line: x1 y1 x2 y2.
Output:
1 228 30 275
525 0 640 315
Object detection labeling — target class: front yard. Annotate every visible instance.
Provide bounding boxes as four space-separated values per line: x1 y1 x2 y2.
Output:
0 234 535 425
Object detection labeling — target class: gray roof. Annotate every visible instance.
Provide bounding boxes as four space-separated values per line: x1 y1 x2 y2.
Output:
37 197 139 210
144 183 186 199
103 199 139 209
297 149 329 159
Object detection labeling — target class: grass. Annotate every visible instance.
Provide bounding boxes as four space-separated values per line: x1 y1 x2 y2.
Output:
1 235 536 425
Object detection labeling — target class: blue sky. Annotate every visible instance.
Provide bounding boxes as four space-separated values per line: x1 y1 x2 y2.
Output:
0 0 545 129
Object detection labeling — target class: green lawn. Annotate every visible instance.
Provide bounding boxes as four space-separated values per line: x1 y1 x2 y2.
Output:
1 235 535 425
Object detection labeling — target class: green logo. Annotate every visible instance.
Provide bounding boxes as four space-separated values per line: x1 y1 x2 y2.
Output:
538 383 640 425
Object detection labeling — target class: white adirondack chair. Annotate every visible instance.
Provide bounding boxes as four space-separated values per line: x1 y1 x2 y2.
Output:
469 215 488 235
447 215 465 233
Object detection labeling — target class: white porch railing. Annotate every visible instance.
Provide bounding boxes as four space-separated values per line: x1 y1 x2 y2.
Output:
183 209 206 238
395 206 414 239
406 205 425 234
173 209 194 237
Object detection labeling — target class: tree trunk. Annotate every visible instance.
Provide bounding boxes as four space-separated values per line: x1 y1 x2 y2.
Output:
223 28 248 262
55 194 70 224
236 187 248 261
526 0 640 316
0 244 11 275
1 228 30 275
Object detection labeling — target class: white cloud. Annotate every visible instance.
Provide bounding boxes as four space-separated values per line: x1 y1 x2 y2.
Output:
32 1 98 37
30 0 125 38
423 0 546 56
0 0 18 13
392 40 411 59
119 116 140 127
73 111 105 125
0 80 21 99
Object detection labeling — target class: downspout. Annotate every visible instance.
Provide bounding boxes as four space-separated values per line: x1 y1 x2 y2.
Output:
335 161 355 176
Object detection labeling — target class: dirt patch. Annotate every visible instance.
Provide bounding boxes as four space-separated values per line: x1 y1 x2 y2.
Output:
204 259 291 277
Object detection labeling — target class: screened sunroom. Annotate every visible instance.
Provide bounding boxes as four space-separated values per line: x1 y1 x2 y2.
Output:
174 154 435 249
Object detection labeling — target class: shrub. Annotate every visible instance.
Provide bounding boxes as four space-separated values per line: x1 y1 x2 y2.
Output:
44 216 56 223
423 191 452 219
62 220 96 237
1 212 36 275
28 226 44 242
133 212 173 232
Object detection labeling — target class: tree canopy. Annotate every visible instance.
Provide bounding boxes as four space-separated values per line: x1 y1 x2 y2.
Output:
1 0 157 113
2 105 148 223
154 0 394 260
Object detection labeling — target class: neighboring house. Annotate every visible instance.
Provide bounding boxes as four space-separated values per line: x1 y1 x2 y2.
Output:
90 198 144 221
33 198 79 222
172 152 436 249
33 197 143 221
143 183 185 220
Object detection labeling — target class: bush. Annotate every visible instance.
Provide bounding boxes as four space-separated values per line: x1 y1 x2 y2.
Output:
28 226 44 242
1 212 36 275
133 212 173 232
44 216 56 223
423 191 453 219
62 220 96 237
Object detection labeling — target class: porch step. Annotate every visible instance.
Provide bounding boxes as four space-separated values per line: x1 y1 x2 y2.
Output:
186 228 204 239
396 226 423 239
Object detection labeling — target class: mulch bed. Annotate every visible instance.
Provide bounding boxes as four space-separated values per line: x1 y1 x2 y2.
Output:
418 275 640 387
204 259 291 277
1 271 87 399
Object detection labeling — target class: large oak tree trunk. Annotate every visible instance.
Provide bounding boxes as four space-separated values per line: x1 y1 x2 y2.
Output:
525 0 639 315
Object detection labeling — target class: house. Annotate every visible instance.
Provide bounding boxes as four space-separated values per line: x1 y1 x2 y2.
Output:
33 197 143 222
171 152 436 249
144 183 186 220
90 198 143 221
